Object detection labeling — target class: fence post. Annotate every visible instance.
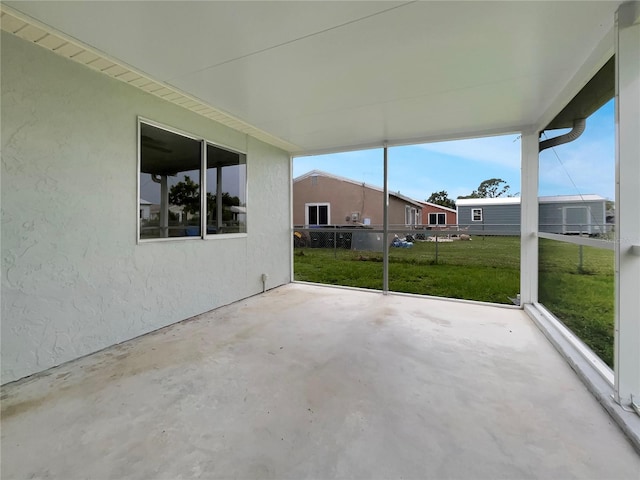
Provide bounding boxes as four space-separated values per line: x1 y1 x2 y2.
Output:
578 224 584 272
579 245 584 272
435 232 439 264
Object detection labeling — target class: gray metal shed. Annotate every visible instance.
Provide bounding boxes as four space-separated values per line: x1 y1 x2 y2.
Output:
456 195 607 235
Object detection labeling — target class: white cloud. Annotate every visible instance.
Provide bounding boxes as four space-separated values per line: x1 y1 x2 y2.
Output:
416 134 522 170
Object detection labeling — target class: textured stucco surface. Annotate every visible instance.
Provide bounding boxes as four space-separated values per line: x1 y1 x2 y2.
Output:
1 32 291 383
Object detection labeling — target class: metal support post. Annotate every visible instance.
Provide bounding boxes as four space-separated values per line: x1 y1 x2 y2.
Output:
614 1 640 407
520 130 539 304
383 144 389 294
578 245 584 272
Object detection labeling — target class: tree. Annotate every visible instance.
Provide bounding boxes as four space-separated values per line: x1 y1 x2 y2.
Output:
169 176 200 215
426 190 456 209
206 191 243 222
169 176 242 222
458 178 512 199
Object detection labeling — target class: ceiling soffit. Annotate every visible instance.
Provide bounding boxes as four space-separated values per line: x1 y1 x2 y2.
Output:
1 2 622 156
0 5 301 154
544 57 614 131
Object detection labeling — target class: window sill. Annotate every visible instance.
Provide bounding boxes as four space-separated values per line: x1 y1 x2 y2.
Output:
205 233 247 240
138 236 202 244
138 233 247 244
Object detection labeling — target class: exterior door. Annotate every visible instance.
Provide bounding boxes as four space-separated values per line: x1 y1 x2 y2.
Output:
563 206 590 234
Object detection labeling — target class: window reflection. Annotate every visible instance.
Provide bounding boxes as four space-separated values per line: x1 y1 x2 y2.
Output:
139 123 201 239
206 144 247 234
139 122 247 240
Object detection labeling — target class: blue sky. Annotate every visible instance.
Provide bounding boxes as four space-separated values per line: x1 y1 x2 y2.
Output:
293 99 615 201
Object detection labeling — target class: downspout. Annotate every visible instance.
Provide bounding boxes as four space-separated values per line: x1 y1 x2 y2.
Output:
539 118 587 152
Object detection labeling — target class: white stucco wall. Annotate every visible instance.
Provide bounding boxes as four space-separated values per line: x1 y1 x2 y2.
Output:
1 32 292 384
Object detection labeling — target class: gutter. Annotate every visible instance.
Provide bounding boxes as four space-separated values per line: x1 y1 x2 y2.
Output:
539 118 586 152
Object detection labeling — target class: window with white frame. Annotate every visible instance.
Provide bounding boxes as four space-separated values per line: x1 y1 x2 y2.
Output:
206 143 247 235
472 208 483 222
428 212 446 225
139 119 246 240
405 206 418 225
306 203 330 226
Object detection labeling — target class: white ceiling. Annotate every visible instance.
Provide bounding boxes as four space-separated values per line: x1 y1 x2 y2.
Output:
5 1 621 155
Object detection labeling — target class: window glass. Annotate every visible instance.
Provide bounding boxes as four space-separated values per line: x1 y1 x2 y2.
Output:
306 204 329 226
308 205 318 225
429 213 446 225
405 206 418 225
139 123 202 239
206 144 247 234
318 205 328 225
139 120 247 240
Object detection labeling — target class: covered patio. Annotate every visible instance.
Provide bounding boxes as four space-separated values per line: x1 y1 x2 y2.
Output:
2 1 639 476
3 284 639 478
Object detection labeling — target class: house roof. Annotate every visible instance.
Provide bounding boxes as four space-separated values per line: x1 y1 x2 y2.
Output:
1 1 623 156
456 197 521 207
538 194 607 204
418 202 457 214
294 170 423 208
456 194 606 207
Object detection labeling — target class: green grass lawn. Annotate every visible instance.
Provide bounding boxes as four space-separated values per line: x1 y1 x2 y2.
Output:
295 236 521 303
539 238 614 367
294 235 615 367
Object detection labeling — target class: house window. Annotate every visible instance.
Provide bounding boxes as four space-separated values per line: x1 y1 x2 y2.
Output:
138 119 246 240
405 206 418 226
139 122 201 239
472 208 483 222
428 212 446 225
306 203 330 226
206 143 247 235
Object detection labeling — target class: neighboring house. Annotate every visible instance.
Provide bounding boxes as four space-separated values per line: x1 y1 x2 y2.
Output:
293 170 422 228
419 202 457 228
457 195 608 234
139 199 152 220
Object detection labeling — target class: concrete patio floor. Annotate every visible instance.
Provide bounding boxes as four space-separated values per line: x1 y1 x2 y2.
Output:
2 283 639 479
